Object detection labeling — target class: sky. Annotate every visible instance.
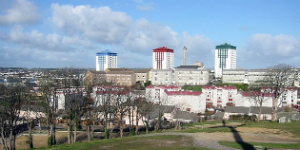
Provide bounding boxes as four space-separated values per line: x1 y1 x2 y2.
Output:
0 0 300 69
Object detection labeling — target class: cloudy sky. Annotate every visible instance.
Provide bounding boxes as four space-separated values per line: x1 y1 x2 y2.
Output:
0 0 299 69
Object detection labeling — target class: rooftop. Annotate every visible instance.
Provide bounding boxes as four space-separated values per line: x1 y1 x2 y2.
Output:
153 46 174 53
165 91 202 96
96 50 117 56
216 43 236 50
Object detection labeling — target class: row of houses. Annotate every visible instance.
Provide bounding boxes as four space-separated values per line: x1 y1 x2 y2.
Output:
84 67 300 88
145 85 299 114
84 68 150 87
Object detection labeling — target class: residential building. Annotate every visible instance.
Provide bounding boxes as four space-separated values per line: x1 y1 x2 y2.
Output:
84 68 137 87
214 43 237 78
84 71 106 87
55 87 87 110
222 69 269 84
223 106 284 121
222 68 299 87
96 50 117 71
92 85 129 107
145 85 181 104
105 68 136 86
133 69 151 86
149 69 174 86
202 86 238 109
153 46 174 70
174 65 210 86
164 91 206 113
235 87 298 108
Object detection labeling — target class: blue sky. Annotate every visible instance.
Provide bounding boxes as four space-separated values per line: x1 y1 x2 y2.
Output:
0 0 300 69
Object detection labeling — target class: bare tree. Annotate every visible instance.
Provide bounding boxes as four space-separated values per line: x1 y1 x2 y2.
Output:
263 63 297 121
138 100 154 134
247 86 270 122
38 80 58 146
0 84 25 150
115 90 130 138
94 88 116 139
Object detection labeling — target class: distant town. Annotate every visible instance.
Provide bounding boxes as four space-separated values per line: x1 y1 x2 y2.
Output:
0 43 299 149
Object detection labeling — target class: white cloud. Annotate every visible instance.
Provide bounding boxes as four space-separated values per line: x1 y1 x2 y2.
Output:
248 34 299 56
181 32 214 57
239 34 300 68
0 25 93 52
121 18 180 54
0 46 94 68
0 3 215 68
51 4 132 44
0 0 39 25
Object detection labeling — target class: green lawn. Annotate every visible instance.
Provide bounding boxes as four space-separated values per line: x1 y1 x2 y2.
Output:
34 135 212 150
178 121 240 133
219 141 300 150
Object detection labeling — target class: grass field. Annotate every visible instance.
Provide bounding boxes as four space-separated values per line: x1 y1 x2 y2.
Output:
35 135 212 150
219 141 300 150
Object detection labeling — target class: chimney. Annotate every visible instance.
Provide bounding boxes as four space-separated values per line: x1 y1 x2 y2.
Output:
183 46 187 65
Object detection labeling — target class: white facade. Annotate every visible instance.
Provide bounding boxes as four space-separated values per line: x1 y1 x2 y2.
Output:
92 86 128 107
145 85 181 104
152 46 174 70
235 87 298 108
149 69 174 86
235 92 273 107
202 86 238 108
214 43 236 78
222 69 269 84
96 50 117 71
223 68 299 87
55 87 87 110
149 66 210 86
174 66 210 86
164 91 206 113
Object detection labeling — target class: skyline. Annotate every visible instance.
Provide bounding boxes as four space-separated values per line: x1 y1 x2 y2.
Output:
0 0 300 69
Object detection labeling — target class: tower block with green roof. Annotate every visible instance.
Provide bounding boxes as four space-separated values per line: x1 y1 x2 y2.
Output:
214 43 237 78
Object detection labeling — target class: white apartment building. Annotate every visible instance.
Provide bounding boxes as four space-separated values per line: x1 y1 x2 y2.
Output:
235 87 298 108
92 86 128 107
149 69 174 86
202 86 238 108
222 69 299 87
174 65 210 86
222 69 269 84
96 50 117 71
145 85 181 104
149 66 210 86
153 46 174 70
164 91 206 113
214 43 237 78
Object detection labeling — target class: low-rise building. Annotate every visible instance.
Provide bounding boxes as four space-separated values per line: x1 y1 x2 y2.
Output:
202 86 238 109
149 65 210 86
145 85 181 104
174 65 210 86
164 91 206 113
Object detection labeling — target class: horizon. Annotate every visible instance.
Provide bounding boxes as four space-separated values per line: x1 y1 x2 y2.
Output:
1 0 300 69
